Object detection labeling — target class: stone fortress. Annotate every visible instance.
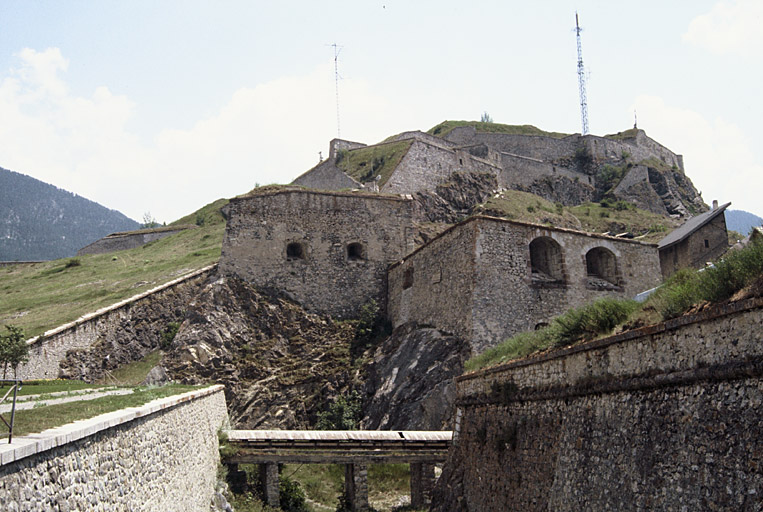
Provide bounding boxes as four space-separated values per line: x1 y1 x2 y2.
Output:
221 122 724 354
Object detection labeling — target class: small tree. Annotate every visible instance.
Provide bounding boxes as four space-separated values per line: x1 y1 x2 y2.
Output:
142 211 160 229
480 111 493 123
0 325 28 379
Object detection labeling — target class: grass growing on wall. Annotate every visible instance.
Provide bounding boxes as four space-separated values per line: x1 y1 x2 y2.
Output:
466 240 763 372
0 221 224 339
0 383 201 439
337 140 413 187
427 120 569 139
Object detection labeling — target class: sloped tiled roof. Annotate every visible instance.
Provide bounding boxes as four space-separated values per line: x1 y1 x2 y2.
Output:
658 202 731 250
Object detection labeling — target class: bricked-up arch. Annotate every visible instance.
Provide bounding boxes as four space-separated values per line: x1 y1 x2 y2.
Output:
586 247 620 289
347 242 365 261
286 242 306 260
529 236 565 284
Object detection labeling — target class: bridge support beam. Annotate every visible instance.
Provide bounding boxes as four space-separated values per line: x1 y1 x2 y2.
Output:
411 462 436 509
344 463 369 511
259 462 280 508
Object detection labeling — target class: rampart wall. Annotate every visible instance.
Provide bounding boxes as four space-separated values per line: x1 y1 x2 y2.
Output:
76 226 194 256
220 189 414 318
432 297 763 511
383 139 501 195
291 160 362 191
0 385 228 511
18 265 215 380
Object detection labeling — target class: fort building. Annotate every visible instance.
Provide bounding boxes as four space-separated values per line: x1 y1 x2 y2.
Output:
387 216 661 353
219 187 415 319
658 200 730 279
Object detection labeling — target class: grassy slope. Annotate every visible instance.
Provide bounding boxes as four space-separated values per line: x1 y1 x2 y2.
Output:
475 190 678 243
338 140 413 187
0 205 226 339
428 120 569 139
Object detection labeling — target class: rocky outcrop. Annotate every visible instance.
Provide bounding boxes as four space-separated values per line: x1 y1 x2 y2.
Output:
361 322 471 431
514 175 595 206
161 276 357 429
413 171 499 224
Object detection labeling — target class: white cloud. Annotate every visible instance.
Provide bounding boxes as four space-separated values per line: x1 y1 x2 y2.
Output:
632 95 763 215
683 0 763 55
0 48 421 223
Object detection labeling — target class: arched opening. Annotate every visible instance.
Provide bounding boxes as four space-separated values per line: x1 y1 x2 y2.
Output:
286 242 305 261
529 237 565 284
347 242 365 261
586 247 620 289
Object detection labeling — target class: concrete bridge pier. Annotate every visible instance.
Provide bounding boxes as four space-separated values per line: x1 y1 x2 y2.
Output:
259 462 280 508
411 462 436 509
344 463 369 511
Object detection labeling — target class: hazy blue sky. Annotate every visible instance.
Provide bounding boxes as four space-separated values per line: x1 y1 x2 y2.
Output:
1 0 760 221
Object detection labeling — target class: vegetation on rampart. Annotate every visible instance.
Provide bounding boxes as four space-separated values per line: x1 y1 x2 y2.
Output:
475 190 679 243
466 239 763 371
604 128 639 141
428 120 569 139
337 140 413 187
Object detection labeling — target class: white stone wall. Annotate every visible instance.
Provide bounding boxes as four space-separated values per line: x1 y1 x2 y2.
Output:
0 385 228 512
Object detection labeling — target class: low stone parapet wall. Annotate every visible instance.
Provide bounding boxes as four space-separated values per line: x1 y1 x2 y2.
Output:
18 264 216 380
0 385 228 511
433 297 763 511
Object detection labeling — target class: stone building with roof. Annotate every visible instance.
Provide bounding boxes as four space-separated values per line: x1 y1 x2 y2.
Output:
386 216 661 352
658 200 731 279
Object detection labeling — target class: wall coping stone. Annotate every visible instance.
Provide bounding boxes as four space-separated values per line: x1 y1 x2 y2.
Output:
458 295 763 383
231 187 411 203
0 384 225 466
26 264 217 347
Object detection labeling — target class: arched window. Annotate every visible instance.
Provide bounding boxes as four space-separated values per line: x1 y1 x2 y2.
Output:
586 247 620 289
286 242 305 260
529 237 565 284
347 242 365 261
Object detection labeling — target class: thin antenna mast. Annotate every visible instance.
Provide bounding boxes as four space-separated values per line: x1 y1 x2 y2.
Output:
575 12 590 135
331 43 342 138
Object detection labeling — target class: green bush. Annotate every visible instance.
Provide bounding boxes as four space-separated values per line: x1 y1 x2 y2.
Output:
160 322 181 350
0 325 28 379
316 390 362 430
279 476 308 512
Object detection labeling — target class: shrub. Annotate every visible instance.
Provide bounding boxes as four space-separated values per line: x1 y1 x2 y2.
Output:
65 258 81 268
279 477 308 512
316 390 362 430
160 322 181 350
0 325 29 379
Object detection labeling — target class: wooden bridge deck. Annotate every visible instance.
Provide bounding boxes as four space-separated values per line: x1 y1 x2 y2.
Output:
224 430 452 464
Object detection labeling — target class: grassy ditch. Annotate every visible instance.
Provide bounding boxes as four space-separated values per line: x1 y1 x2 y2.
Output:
0 383 200 439
466 239 763 372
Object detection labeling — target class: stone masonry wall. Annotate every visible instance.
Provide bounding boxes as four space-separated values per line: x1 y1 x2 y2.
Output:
389 216 661 354
220 189 414 318
18 265 215 380
0 385 228 511
659 213 729 279
433 297 763 512
76 226 193 256
291 159 362 191
382 139 501 195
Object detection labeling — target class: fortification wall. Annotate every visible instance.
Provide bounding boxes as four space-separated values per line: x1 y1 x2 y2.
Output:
220 190 414 318
383 140 501 195
499 152 592 189
0 385 228 511
389 217 661 353
433 298 763 512
18 265 215 380
76 226 193 256
659 213 729 278
388 223 477 340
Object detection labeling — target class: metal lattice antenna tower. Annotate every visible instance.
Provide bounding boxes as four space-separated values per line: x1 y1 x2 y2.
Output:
575 12 590 135
331 43 343 138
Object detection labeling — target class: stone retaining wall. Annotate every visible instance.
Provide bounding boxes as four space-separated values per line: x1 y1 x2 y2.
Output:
0 385 228 511
432 297 763 511
18 265 216 380
76 226 194 256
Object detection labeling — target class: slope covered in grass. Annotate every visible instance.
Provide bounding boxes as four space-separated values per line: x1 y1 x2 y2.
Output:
0 203 227 338
466 240 763 372
428 120 569 139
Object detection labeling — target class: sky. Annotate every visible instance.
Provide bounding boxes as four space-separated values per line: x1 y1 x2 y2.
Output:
0 0 761 223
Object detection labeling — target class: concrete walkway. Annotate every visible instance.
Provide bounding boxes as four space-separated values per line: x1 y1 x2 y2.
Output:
0 388 134 413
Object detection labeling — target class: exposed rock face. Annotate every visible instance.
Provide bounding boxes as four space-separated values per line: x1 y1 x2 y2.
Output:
514 175 595 207
413 171 499 224
361 323 471 431
161 276 357 429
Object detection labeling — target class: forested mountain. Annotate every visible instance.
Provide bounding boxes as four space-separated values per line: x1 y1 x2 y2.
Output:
0 167 139 261
726 209 763 236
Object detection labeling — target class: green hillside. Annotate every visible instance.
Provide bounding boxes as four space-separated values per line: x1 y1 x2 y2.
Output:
0 202 227 339
428 120 570 139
